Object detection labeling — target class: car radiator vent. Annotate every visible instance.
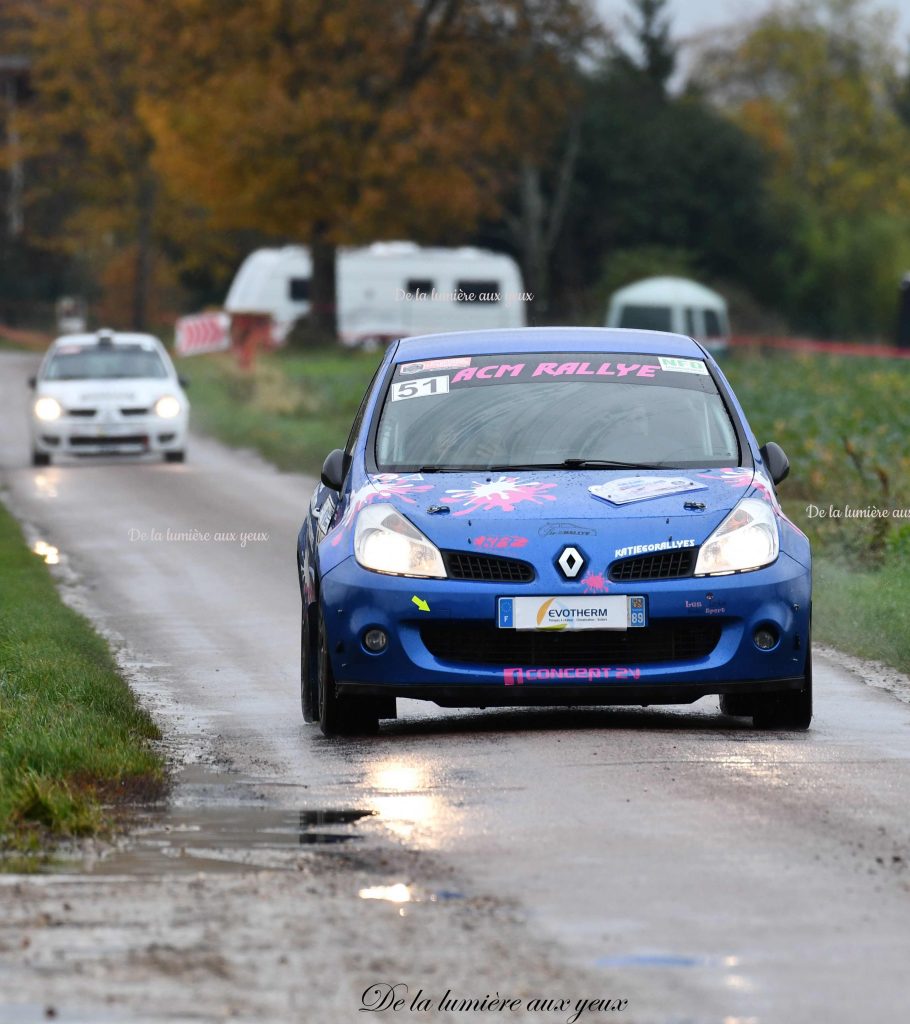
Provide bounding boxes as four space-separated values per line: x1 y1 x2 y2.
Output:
69 435 148 447
120 407 150 416
67 408 96 418
443 551 535 583
420 619 721 666
609 548 696 582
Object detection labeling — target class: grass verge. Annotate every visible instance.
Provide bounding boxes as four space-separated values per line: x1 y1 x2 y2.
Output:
0 499 165 869
813 557 910 669
176 347 383 475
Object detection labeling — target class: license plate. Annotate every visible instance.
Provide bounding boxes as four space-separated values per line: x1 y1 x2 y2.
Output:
498 595 647 631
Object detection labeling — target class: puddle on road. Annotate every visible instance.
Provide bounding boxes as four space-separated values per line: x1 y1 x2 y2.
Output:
56 806 377 876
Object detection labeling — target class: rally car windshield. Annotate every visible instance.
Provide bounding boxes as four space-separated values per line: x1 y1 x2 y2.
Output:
375 353 740 471
44 346 168 380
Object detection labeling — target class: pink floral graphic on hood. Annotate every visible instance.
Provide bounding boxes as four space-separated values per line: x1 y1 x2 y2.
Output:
699 467 778 510
445 476 557 516
581 571 609 594
699 467 754 490
330 474 433 545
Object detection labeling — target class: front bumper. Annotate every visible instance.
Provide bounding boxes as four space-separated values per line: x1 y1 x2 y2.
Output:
319 551 811 706
31 416 188 456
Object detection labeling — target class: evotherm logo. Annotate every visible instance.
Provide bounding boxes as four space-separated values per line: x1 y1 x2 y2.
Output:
547 607 612 620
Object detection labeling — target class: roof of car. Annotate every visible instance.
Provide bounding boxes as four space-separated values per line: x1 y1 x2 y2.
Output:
394 326 706 359
51 330 163 349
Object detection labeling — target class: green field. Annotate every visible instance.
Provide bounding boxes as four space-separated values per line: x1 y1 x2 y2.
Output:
178 344 910 675
720 349 910 565
176 347 383 475
0 501 164 869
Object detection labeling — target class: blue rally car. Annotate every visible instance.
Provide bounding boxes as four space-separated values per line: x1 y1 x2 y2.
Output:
297 328 811 736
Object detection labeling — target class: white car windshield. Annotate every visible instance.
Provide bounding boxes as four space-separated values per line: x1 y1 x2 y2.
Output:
44 345 168 380
376 352 740 471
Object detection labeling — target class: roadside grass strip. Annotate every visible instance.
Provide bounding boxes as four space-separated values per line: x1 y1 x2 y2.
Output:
813 558 910 674
0 500 164 866
176 347 382 475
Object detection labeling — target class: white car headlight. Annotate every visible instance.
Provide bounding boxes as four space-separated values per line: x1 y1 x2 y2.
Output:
694 497 779 576
155 396 181 419
354 503 447 578
34 397 63 422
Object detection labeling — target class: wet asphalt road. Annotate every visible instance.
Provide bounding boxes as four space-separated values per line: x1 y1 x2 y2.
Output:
2 349 910 1023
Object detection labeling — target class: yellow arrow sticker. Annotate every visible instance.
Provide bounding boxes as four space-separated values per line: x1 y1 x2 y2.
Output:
411 596 430 613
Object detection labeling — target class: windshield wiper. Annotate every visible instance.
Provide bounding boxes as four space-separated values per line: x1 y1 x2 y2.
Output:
486 459 668 471
560 458 669 470
394 459 670 473
405 464 486 473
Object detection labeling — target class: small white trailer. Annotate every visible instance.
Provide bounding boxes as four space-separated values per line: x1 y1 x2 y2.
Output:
224 241 528 346
605 276 730 353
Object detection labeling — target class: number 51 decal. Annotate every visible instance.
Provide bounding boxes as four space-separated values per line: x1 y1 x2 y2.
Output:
391 375 450 402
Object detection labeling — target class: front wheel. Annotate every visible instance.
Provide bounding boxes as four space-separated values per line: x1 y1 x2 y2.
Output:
316 611 379 737
300 605 319 723
719 692 755 717
165 450 185 463
32 450 51 467
752 646 813 731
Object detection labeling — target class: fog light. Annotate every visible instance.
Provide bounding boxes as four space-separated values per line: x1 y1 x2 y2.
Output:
753 626 779 651
364 628 388 653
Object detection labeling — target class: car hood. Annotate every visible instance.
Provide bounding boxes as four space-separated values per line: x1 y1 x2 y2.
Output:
333 467 767 563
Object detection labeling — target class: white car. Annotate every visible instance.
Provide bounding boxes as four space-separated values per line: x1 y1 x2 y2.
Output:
28 330 190 466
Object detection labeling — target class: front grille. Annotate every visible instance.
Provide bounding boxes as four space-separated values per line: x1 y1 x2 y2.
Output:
70 435 149 447
120 407 150 416
609 548 696 582
420 619 721 667
67 408 96 418
443 551 534 583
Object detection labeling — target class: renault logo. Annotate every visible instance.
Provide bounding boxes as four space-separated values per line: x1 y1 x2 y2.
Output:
557 545 585 580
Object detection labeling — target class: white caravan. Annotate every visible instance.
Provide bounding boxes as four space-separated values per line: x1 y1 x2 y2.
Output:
225 242 528 346
605 276 729 353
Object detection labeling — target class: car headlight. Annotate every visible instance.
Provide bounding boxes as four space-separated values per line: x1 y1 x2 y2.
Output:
354 503 447 578
694 497 779 576
34 397 63 422
155 396 181 419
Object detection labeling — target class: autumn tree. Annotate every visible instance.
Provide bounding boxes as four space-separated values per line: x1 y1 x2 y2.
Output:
551 1 779 323
139 0 596 337
693 0 910 335
475 1 601 319
3 0 172 328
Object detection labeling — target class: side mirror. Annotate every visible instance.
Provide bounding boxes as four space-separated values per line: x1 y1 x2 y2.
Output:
27 376 36 389
760 441 790 485
321 448 347 491
178 376 190 389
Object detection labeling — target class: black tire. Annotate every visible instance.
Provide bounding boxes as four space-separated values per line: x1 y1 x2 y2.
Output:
752 645 813 731
300 604 318 723
316 611 379 737
32 450 51 467
719 692 755 717
165 451 185 463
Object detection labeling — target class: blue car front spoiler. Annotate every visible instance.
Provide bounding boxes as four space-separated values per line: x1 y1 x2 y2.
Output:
319 551 811 704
